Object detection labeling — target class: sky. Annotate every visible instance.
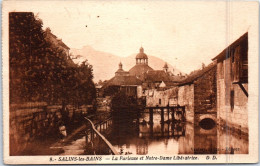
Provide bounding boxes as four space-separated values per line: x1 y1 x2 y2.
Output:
4 0 258 74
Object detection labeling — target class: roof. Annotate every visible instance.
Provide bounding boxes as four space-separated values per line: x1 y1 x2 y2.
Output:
115 62 129 76
136 47 148 59
115 69 129 76
144 70 183 83
129 64 154 80
212 32 248 62
116 68 125 73
136 52 148 59
104 75 142 87
144 70 171 82
115 68 125 73
179 62 217 86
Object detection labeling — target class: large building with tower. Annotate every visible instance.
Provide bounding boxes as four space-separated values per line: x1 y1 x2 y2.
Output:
128 47 154 81
102 47 183 98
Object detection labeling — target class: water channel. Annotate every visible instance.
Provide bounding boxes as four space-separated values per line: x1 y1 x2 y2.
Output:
61 110 248 155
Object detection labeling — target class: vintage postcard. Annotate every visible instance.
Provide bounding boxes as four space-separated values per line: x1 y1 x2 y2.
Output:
2 0 259 164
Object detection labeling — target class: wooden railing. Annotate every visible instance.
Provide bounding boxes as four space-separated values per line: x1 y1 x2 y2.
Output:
84 117 119 155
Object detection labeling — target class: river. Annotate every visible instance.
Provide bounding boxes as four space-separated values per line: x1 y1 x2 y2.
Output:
61 110 248 155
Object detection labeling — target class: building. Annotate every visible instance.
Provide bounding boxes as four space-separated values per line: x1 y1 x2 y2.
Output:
102 62 143 99
178 62 217 123
129 47 154 81
212 32 248 134
145 87 178 107
129 47 183 86
115 62 130 76
104 47 183 102
143 68 182 89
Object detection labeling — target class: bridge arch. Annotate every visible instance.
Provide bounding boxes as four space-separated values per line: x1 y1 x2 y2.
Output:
196 113 217 130
198 114 217 122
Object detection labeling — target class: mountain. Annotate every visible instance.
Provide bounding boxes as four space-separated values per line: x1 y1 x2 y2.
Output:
70 46 183 82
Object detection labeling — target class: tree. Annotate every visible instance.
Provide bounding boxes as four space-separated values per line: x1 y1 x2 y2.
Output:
9 12 96 107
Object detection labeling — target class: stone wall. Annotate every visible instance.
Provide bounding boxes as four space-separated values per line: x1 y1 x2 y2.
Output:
216 59 248 134
178 84 194 123
194 66 217 114
145 87 178 107
217 125 248 154
9 102 91 155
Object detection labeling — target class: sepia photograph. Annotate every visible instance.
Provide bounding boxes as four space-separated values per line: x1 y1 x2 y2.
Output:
2 0 259 164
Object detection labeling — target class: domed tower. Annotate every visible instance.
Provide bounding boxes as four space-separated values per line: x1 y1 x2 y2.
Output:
115 62 129 76
129 47 153 81
136 47 148 65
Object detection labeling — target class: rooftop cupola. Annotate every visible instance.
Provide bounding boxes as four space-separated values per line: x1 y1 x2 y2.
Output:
140 47 144 53
119 62 122 70
136 47 148 65
163 62 169 72
115 62 129 76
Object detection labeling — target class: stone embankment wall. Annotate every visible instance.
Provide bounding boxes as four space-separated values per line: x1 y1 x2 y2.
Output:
178 84 194 123
9 102 92 155
216 59 248 134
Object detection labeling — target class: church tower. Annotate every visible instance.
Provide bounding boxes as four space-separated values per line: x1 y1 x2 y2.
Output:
163 62 168 72
136 47 148 65
119 61 123 70
115 62 129 76
129 47 154 81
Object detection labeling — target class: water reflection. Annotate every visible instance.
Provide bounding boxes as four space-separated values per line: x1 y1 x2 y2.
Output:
106 110 248 155
194 124 217 154
63 110 248 155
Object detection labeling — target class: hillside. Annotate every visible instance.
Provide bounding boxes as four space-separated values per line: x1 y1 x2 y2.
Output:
71 46 183 82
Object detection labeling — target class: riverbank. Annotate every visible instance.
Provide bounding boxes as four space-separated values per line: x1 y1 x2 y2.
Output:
15 108 111 155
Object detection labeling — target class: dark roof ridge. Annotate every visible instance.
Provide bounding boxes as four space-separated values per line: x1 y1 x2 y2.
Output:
178 61 217 86
212 32 248 61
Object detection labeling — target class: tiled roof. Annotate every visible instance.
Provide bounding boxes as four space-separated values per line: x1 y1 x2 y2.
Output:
115 68 125 73
144 70 183 83
104 75 142 87
178 62 216 86
129 64 154 80
136 52 148 59
144 70 170 82
136 47 148 59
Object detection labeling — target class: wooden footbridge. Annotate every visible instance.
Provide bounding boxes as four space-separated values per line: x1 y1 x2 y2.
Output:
142 105 186 124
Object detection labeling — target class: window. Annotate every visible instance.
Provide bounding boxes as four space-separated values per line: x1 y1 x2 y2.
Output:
231 39 248 84
159 99 161 105
230 90 234 112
